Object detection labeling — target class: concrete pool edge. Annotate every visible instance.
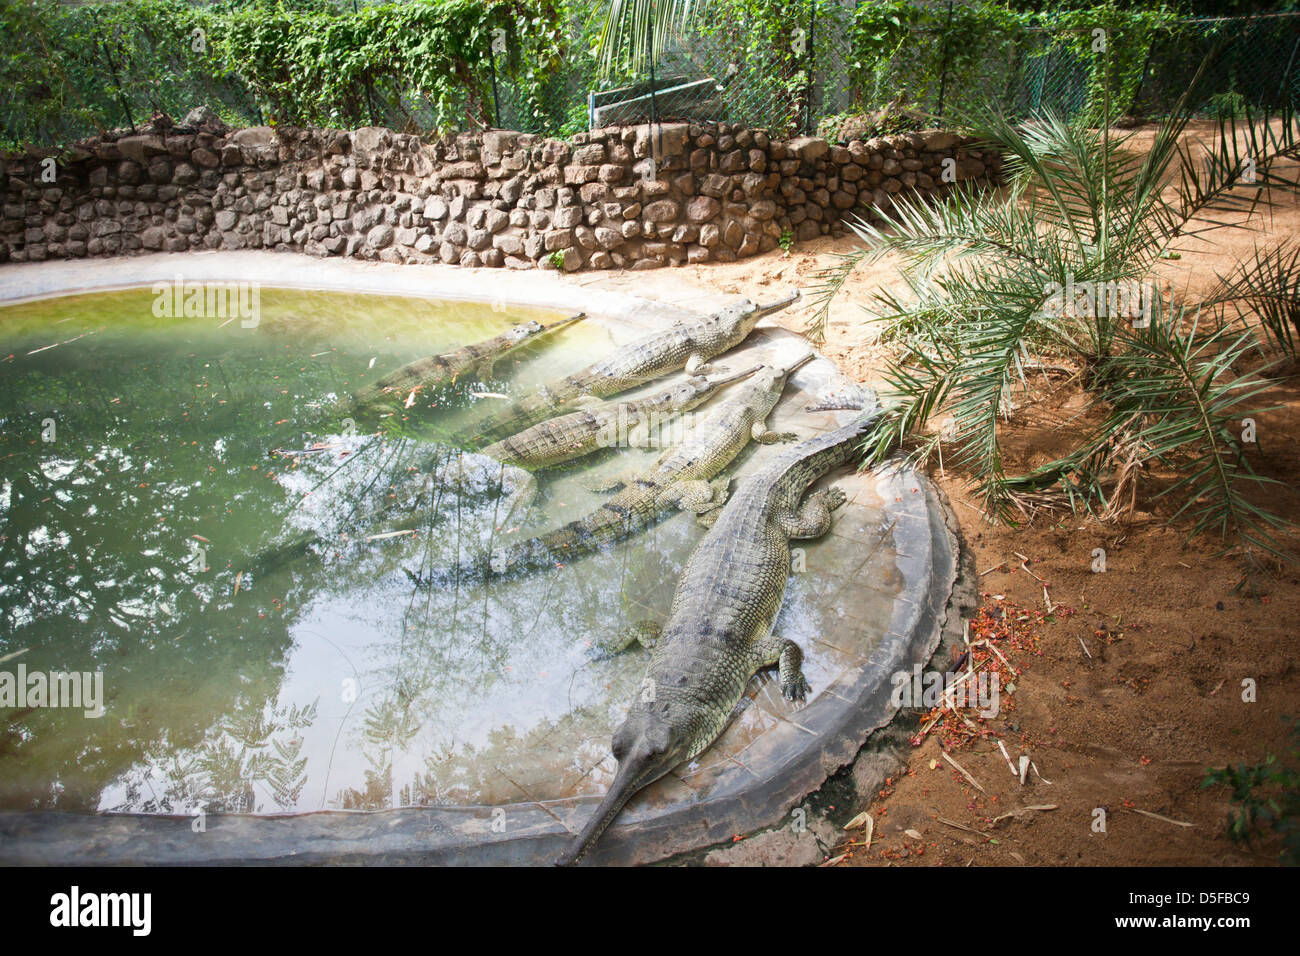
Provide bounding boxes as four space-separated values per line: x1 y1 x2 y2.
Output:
0 252 962 866
0 250 712 329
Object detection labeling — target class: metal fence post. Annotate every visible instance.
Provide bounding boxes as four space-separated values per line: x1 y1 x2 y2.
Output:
805 0 815 135
936 0 954 123
489 47 502 129
1278 30 1300 108
648 17 659 173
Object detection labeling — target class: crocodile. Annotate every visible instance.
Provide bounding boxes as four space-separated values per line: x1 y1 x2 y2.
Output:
465 291 801 444
410 352 814 585
479 364 762 471
556 403 881 866
351 311 585 408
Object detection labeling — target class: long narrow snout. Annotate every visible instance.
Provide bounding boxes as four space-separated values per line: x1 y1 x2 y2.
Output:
537 311 586 336
705 363 765 388
783 351 816 375
555 752 665 867
752 288 802 320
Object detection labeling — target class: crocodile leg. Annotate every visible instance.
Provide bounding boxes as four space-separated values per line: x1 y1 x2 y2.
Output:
658 475 729 516
495 465 538 528
776 487 848 539
582 470 635 493
424 454 538 528
685 353 728 377
751 420 799 444
756 633 812 701
598 619 662 656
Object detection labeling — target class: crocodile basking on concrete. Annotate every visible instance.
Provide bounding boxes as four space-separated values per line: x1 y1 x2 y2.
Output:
465 291 801 444
351 311 585 409
408 364 763 531
479 364 762 471
409 352 814 585
557 402 881 866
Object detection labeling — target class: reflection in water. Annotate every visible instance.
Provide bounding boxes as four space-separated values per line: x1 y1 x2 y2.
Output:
0 288 901 815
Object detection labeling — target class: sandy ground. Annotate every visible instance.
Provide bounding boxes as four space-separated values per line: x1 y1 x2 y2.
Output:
584 120 1300 866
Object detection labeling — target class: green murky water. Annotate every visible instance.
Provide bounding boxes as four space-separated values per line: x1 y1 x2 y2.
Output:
0 287 897 817
0 288 643 812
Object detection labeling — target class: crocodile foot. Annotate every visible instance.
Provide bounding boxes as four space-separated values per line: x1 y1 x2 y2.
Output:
770 637 811 702
696 508 722 529
782 672 812 702
582 471 629 493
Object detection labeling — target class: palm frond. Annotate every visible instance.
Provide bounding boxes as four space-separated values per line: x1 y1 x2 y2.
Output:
804 245 867 345
595 0 707 79
1102 310 1289 564
1205 238 1300 358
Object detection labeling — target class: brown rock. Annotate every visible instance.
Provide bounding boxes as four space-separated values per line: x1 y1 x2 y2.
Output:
700 173 730 198
722 220 743 249
786 136 828 162
686 195 720 222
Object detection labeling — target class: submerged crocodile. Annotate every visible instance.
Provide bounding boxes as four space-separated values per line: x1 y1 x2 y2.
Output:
557 403 881 866
465 291 801 444
411 352 814 585
409 364 763 531
352 311 585 408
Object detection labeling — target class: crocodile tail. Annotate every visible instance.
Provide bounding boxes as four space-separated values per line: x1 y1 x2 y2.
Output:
487 490 653 576
492 512 612 575
405 488 656 586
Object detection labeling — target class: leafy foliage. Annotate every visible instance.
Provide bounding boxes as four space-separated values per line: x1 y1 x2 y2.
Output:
1 0 568 147
1202 717 1300 863
846 1 1180 123
591 0 707 79
808 54 1300 574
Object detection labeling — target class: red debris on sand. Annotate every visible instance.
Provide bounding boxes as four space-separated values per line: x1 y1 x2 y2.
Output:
911 598 1072 751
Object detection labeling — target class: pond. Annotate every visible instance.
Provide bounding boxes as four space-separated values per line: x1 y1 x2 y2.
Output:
0 282 937 863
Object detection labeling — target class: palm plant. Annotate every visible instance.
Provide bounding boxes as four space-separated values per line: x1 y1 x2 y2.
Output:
592 0 707 79
808 72 1300 576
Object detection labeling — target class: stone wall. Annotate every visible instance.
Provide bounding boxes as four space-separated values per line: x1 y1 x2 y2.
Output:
0 120 1001 270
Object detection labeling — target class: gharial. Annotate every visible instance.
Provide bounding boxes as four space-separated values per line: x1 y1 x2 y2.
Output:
429 363 763 525
406 352 815 586
556 401 881 866
351 311 586 410
462 291 801 445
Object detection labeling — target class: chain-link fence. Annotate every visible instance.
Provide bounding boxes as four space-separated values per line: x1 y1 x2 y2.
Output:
558 8 1300 140
7 3 1300 148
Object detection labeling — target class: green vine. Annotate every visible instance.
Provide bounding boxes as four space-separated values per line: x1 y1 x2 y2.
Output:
1 0 567 148
847 1 1178 125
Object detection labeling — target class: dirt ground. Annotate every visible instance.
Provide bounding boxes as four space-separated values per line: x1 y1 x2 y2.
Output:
637 121 1300 866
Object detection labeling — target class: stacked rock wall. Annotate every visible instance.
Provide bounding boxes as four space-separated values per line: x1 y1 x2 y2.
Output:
0 122 1000 270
